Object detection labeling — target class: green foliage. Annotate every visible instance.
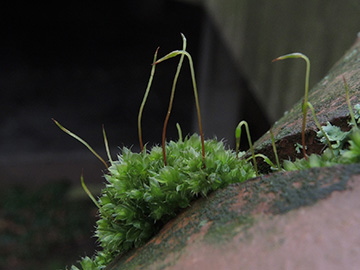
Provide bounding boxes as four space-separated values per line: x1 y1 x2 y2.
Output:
283 149 338 171
342 130 360 163
138 47 159 152
69 135 255 270
307 102 334 156
284 115 360 171
70 256 98 270
235 120 258 175
317 122 350 151
100 135 253 254
154 48 206 166
270 128 281 170
353 104 360 125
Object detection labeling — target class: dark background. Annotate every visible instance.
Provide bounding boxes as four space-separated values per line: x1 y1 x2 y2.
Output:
0 1 204 157
0 2 209 269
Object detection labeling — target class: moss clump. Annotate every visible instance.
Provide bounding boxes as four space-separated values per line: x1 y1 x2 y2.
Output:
70 134 255 269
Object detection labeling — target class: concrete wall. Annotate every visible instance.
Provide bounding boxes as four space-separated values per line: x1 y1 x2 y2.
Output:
201 0 360 122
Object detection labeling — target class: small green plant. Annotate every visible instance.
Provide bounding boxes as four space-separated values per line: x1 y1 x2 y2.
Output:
138 47 159 152
317 122 350 153
307 102 335 157
235 120 258 175
57 134 255 270
52 119 109 168
270 128 281 170
56 35 257 270
280 76 360 171
342 130 360 163
160 34 187 165
255 128 281 171
153 47 206 167
271 73 360 171
272 53 310 160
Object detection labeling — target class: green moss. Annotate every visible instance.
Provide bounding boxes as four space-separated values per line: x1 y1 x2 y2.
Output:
69 134 256 270
204 215 254 244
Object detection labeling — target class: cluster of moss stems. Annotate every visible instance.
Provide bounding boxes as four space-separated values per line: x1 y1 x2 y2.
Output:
52 36 360 270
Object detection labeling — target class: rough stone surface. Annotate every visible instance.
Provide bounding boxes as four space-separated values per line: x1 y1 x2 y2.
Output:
106 164 360 270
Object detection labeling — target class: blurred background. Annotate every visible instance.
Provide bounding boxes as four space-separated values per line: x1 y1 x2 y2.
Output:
0 0 359 269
